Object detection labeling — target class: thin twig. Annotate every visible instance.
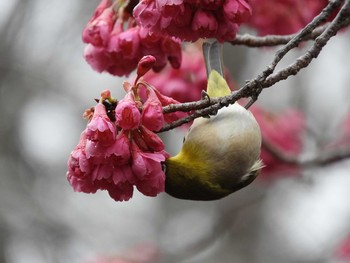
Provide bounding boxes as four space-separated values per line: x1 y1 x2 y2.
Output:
231 24 329 47
264 1 350 86
259 0 343 80
262 139 350 167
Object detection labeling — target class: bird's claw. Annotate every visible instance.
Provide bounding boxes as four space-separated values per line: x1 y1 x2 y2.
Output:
201 90 211 118
201 90 210 101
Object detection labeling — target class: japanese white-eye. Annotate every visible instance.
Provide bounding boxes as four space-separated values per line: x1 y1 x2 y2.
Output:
164 41 263 201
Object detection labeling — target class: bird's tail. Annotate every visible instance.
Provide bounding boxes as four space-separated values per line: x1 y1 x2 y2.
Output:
203 40 224 77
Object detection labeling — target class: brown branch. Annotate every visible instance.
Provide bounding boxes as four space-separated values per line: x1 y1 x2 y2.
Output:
262 139 350 167
264 2 350 86
231 24 329 47
259 0 344 80
159 0 350 133
160 98 223 132
162 97 217 114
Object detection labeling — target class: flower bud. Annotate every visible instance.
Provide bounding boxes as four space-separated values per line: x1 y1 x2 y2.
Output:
137 55 157 78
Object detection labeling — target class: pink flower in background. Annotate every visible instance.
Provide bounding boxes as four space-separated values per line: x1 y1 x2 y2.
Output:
133 0 252 42
246 0 328 35
341 112 350 143
251 106 305 179
87 243 160 263
88 258 129 263
328 112 350 149
82 0 182 76
335 235 350 261
143 45 234 103
143 46 207 102
344 115 350 134
67 83 171 201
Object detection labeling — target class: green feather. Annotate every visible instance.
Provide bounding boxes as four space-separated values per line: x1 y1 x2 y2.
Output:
206 70 231 98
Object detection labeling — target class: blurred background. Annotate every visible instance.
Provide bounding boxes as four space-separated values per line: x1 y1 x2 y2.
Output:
1 1 350 263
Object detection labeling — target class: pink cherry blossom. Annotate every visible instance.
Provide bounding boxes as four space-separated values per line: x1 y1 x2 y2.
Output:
84 44 112 73
161 37 182 69
82 1 182 76
85 103 116 145
152 88 188 124
139 126 165 152
111 27 141 59
138 27 182 71
136 172 165 197
141 88 164 131
106 132 131 165
131 142 166 196
103 179 134 202
85 139 108 160
191 10 218 38
67 86 169 202
136 55 157 80
224 0 252 22
67 133 97 194
82 3 115 47
115 93 141 130
134 0 252 42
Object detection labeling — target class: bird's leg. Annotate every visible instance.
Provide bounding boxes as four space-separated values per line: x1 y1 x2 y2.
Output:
201 90 210 101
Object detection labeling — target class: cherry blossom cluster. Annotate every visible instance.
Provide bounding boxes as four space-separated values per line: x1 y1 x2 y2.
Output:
246 0 329 35
134 0 252 42
82 0 182 76
67 57 186 201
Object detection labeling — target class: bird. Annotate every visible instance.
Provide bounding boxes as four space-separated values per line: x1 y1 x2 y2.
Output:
164 41 263 201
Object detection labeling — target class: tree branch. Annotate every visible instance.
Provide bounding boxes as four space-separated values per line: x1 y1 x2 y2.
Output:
264 1 350 87
230 24 330 47
262 139 350 167
159 0 350 133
